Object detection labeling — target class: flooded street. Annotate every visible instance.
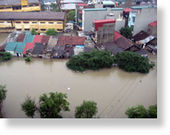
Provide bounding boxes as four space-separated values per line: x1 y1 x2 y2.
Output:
0 56 157 118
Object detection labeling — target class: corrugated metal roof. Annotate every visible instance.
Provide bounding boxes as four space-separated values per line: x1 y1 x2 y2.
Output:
33 35 43 43
24 33 34 43
23 42 35 54
5 42 17 51
32 43 45 55
15 42 26 54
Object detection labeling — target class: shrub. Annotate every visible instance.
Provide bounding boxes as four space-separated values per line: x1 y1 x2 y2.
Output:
75 101 97 118
125 105 148 118
39 92 70 118
0 52 12 62
114 51 153 73
66 50 114 72
0 85 7 118
148 105 157 118
119 26 133 39
21 97 36 118
46 28 58 36
31 29 38 35
25 56 31 62
67 10 75 22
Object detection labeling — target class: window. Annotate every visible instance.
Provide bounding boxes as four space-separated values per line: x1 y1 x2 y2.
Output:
15 21 21 24
24 29 30 31
16 29 22 31
48 22 54 24
23 21 29 24
57 22 62 24
0 21 4 23
41 29 46 31
57 29 63 32
40 22 46 24
32 22 37 24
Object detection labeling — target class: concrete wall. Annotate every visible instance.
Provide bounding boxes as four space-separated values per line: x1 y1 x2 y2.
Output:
133 7 157 35
82 8 125 32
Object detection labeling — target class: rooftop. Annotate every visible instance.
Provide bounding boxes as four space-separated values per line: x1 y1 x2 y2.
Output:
0 0 40 6
0 12 65 21
132 31 150 41
149 20 157 26
57 36 85 46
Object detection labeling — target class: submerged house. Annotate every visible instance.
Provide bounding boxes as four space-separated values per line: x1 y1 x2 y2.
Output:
31 43 45 57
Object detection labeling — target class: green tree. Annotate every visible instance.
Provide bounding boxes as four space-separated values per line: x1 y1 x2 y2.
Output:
25 56 31 62
39 92 70 118
75 101 97 118
67 10 75 22
21 97 36 118
46 28 58 35
0 52 12 62
0 85 7 118
66 50 114 72
125 105 148 118
148 105 157 118
114 51 153 73
119 26 133 39
31 29 38 35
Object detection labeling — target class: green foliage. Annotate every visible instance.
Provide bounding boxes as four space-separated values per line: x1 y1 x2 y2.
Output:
120 26 133 39
21 97 36 118
25 56 31 62
125 105 148 118
39 92 70 118
66 50 114 72
0 85 7 105
75 101 97 118
114 51 153 73
67 10 75 22
31 29 38 35
148 105 157 118
46 28 58 36
0 52 12 62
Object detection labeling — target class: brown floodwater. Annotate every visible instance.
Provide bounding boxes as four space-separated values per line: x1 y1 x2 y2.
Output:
0 56 157 118
0 33 9 44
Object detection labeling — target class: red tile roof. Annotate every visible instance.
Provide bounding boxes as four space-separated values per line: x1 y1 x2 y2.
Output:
77 3 87 7
124 8 137 13
93 19 116 31
57 36 85 46
149 21 157 27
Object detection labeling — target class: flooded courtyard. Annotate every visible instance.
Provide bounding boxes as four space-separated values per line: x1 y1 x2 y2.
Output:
0 56 157 118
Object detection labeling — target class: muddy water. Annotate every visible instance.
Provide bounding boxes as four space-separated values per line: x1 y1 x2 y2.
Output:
0 56 157 118
0 33 9 44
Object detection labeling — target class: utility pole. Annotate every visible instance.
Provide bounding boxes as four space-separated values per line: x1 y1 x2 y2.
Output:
56 0 61 10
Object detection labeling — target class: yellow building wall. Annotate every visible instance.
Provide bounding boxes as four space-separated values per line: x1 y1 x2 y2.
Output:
10 20 64 33
0 4 41 12
21 0 28 6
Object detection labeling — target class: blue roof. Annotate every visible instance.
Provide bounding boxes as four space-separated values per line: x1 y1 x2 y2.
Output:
15 42 26 54
84 8 123 12
5 42 17 51
24 32 34 43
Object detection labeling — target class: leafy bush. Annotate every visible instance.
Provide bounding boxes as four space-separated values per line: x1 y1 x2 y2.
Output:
25 56 31 62
66 50 114 72
46 28 58 36
67 10 75 22
114 51 153 73
0 85 7 105
31 29 38 35
125 105 157 118
148 105 157 118
21 97 36 118
125 105 148 118
119 26 133 39
0 52 12 62
75 101 97 118
39 92 70 118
